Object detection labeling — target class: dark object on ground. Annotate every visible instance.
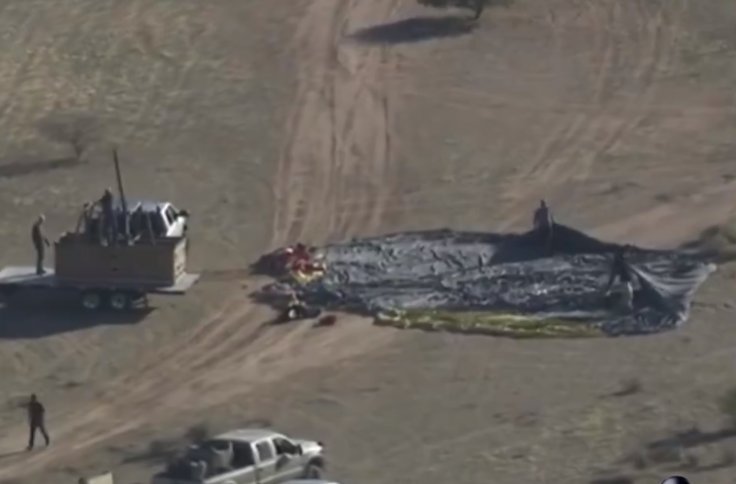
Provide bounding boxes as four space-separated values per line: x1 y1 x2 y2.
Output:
316 315 337 327
277 303 322 323
254 224 714 336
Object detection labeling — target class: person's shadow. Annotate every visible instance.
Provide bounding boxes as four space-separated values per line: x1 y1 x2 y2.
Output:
0 290 151 339
0 449 26 460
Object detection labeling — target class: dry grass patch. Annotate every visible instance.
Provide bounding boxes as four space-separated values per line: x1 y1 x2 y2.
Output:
375 308 604 338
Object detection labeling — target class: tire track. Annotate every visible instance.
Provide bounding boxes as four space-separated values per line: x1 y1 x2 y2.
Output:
271 0 400 245
499 0 682 228
496 0 615 224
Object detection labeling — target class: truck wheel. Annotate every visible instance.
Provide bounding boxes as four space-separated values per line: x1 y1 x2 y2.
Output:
108 292 131 311
303 463 323 479
80 291 103 311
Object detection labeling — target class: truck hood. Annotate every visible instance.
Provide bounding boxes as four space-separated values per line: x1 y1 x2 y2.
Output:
293 438 323 456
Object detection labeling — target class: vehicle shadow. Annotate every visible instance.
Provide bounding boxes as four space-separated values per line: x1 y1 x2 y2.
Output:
0 290 152 339
348 15 478 45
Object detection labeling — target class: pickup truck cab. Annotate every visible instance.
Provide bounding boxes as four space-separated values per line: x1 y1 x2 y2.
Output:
86 199 188 242
151 429 326 484
123 200 189 238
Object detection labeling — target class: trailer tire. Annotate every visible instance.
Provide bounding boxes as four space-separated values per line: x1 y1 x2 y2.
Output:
80 291 103 311
108 291 131 311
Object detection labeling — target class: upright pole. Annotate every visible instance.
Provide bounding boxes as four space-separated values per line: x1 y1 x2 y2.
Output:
113 148 130 243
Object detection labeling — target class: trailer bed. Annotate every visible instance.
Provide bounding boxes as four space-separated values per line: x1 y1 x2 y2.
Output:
0 266 200 294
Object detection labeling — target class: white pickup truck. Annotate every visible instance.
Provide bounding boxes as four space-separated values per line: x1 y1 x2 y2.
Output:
151 429 326 484
119 199 189 239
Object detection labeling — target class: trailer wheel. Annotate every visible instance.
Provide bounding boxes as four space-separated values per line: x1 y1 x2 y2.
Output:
80 291 103 311
108 291 131 311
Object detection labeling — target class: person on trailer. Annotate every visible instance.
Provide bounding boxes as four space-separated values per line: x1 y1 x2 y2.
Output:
98 187 117 246
129 205 147 242
31 214 50 276
75 202 95 242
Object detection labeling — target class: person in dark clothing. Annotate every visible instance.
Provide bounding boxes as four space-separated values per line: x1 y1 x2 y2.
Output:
31 215 50 275
26 394 50 450
604 245 635 311
532 200 554 253
75 202 95 241
99 188 117 246
605 245 633 292
129 206 145 242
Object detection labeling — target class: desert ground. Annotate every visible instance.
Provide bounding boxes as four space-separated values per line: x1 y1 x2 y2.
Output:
0 0 735 483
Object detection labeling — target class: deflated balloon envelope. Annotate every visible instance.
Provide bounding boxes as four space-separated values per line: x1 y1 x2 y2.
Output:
258 224 715 337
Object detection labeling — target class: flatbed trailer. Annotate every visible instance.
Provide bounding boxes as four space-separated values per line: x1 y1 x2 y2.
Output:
0 266 200 311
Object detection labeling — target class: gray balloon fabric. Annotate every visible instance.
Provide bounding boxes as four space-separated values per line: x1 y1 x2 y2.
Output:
256 224 715 336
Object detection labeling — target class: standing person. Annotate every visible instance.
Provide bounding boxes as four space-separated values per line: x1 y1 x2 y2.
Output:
604 245 634 311
129 205 145 242
99 188 117 245
25 394 50 450
75 202 94 240
605 245 633 293
31 215 50 275
532 200 554 253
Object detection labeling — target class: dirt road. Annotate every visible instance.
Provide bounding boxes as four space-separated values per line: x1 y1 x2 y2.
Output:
272 0 401 244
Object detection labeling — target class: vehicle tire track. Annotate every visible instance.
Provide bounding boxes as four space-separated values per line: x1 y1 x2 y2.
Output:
497 0 615 223
271 0 400 245
499 0 681 228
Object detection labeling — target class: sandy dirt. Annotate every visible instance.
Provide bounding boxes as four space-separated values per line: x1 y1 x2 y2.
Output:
0 0 735 483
